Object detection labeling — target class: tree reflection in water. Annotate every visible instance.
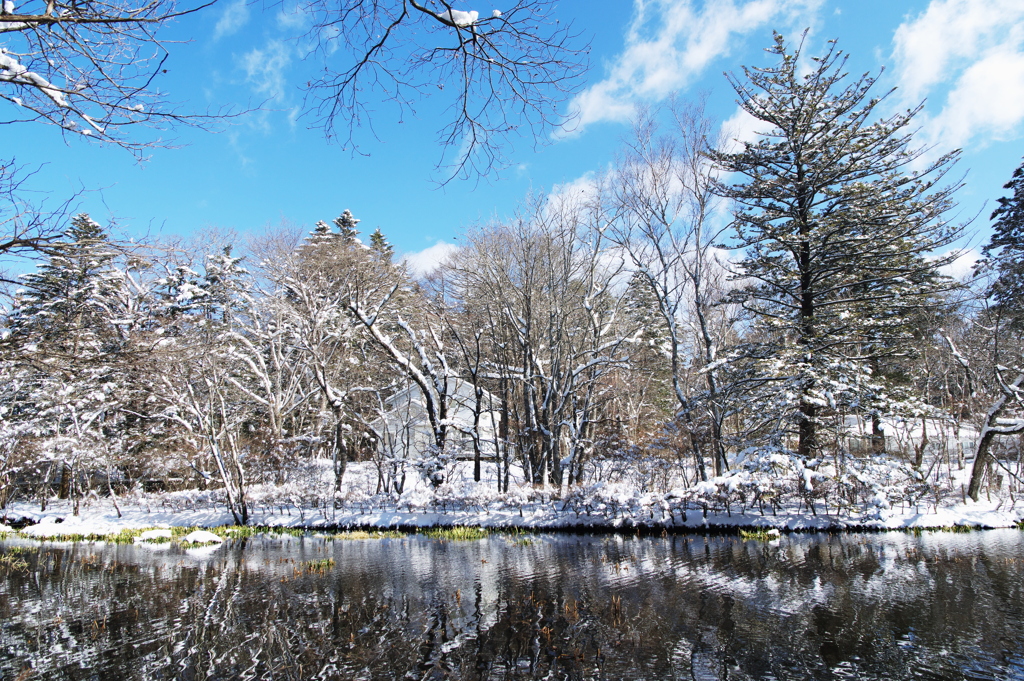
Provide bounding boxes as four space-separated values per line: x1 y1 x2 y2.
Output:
1 531 1023 680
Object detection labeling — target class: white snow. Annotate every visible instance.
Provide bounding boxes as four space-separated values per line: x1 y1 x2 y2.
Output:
136 529 173 542
0 455 1020 540
181 530 223 544
81 114 105 134
0 49 68 107
435 8 479 27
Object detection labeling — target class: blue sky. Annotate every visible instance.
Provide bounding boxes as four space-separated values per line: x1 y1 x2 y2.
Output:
6 0 1024 275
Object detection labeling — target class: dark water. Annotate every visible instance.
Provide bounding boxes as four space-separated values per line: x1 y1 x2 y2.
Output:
2 530 1024 680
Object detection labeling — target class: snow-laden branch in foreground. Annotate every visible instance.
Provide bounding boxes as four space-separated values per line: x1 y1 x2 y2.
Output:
434 8 479 27
0 49 67 107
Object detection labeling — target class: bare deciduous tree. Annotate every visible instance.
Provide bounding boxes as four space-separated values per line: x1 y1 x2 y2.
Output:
446 191 631 488
0 0 222 154
0 159 77 292
297 0 587 180
610 101 735 479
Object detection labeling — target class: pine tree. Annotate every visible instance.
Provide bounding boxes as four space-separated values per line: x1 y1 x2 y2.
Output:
8 213 122 355
369 228 395 262
709 34 963 459
5 214 130 511
980 158 1024 327
307 220 337 244
334 209 361 242
619 270 675 425
200 245 247 326
622 271 669 348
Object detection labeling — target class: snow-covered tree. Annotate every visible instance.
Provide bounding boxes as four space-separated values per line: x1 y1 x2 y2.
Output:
151 244 258 523
610 102 737 479
256 217 408 495
369 228 395 262
4 214 137 513
8 214 121 351
0 0 223 155
334 210 361 242
979 157 1024 329
945 162 1024 501
708 34 963 460
445 192 632 487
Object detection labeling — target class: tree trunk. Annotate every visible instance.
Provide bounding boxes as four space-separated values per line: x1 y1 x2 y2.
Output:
968 374 1024 502
969 427 1000 502
333 418 348 500
798 403 818 459
871 413 885 455
58 461 72 499
914 418 928 469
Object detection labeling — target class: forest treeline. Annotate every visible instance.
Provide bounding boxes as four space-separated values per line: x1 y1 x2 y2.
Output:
1 36 1022 523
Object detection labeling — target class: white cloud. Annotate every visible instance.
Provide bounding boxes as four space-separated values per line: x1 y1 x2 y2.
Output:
719 105 764 153
214 0 250 40
241 40 293 101
548 171 602 206
925 50 1024 147
935 247 980 281
892 0 1024 150
565 0 824 133
277 3 308 30
403 242 460 278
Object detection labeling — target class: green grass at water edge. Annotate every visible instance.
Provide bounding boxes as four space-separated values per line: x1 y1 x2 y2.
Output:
169 525 305 540
902 525 977 535
421 526 490 541
14 527 151 544
327 530 404 540
5 524 308 545
739 528 782 541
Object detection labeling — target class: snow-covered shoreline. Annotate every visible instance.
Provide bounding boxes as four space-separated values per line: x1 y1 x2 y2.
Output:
2 494 1020 541
3 458 1022 541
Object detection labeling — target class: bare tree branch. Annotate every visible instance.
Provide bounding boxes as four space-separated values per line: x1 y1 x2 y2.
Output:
0 158 78 289
1 0 234 156
295 0 588 183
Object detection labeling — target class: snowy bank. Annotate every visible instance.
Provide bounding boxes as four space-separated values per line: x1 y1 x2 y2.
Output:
2 459 1021 538
1 492 1020 538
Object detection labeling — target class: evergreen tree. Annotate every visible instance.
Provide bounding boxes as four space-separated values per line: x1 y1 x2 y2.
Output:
307 220 338 244
619 270 675 424
8 213 122 355
5 214 131 511
980 158 1024 327
709 34 963 459
334 209 361 241
622 271 670 348
200 245 247 326
369 227 395 262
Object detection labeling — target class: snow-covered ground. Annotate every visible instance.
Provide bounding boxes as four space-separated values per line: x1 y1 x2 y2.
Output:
1 456 1021 538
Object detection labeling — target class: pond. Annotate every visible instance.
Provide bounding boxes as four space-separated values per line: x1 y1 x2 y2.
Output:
1 529 1023 680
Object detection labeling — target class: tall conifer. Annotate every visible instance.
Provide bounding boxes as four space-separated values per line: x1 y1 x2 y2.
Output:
981 158 1024 327
709 34 963 458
